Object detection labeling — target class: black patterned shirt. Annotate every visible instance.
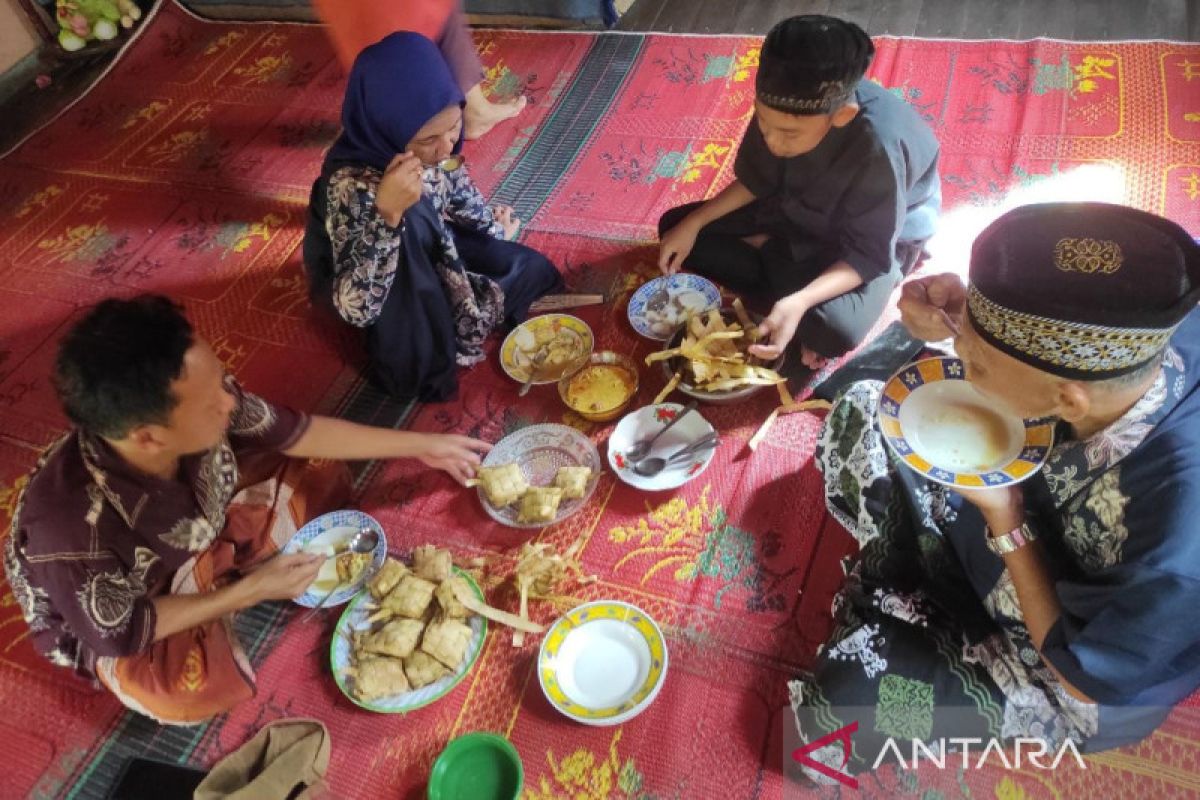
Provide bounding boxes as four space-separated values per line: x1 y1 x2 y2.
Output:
3 379 308 679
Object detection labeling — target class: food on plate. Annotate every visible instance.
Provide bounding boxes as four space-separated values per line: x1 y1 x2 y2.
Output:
412 545 453 583
916 400 1016 471
355 618 425 659
435 576 470 618
346 657 410 701
403 650 451 689
563 363 636 414
335 551 372 585
643 287 713 338
370 574 437 622
472 463 529 507
368 558 409 600
553 466 593 501
648 302 785 398
529 327 584 372
420 618 474 669
517 486 564 525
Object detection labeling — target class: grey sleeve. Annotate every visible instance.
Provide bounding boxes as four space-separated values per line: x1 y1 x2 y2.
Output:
837 147 905 283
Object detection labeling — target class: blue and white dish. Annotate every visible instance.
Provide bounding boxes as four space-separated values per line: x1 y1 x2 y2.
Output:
627 274 721 340
281 509 388 608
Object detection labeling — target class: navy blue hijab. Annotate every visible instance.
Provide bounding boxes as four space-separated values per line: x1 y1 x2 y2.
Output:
325 31 464 171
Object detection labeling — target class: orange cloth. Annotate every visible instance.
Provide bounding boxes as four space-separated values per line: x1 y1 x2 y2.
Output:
97 457 351 725
313 0 458 69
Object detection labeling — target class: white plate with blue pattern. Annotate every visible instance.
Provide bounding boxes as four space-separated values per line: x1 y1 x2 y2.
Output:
330 568 487 713
627 274 721 340
281 509 388 608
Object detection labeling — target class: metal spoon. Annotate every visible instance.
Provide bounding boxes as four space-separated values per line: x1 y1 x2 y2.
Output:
632 434 719 478
625 399 699 464
301 527 380 622
518 346 550 397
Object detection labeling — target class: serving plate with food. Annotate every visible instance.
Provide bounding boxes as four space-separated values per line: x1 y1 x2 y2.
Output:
878 357 1055 489
558 351 639 422
332 547 487 712
650 302 785 405
500 314 593 386
627 274 721 340
282 510 388 608
470 424 602 528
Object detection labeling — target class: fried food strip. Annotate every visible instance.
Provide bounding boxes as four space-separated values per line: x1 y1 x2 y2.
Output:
653 371 682 404
748 398 834 451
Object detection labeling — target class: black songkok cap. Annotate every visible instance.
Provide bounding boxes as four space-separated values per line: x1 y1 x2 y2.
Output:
967 202 1200 380
756 15 875 115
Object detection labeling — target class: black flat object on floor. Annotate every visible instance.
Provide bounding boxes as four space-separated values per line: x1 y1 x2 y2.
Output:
810 322 926 403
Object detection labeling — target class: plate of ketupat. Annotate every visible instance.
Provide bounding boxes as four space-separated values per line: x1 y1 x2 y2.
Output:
469 424 602 528
332 545 488 713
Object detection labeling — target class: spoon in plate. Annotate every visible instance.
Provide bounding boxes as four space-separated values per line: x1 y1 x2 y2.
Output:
301 527 380 622
632 433 719 478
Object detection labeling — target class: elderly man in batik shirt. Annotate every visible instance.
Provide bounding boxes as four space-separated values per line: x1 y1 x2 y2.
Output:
4 295 491 725
794 203 1200 776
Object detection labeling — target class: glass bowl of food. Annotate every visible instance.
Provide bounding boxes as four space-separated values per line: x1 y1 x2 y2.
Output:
558 351 640 422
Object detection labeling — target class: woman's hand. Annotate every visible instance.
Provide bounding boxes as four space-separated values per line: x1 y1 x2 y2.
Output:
492 205 521 240
414 433 493 485
897 274 967 342
375 152 424 227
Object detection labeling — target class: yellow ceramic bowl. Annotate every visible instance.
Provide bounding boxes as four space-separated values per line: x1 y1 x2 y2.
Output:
558 352 640 422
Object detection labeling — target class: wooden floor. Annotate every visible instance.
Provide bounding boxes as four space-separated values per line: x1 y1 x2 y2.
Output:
620 0 1200 41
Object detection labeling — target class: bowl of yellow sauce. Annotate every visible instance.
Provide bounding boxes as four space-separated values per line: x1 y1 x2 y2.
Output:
558 352 640 422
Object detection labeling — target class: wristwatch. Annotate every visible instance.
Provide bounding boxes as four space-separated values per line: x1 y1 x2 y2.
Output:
986 523 1037 555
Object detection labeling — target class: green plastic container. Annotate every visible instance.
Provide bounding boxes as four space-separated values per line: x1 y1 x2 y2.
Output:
427 732 524 800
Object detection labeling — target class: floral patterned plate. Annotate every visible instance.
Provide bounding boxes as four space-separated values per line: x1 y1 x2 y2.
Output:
627 274 721 340
607 403 717 491
281 509 388 608
478 424 603 528
878 357 1055 490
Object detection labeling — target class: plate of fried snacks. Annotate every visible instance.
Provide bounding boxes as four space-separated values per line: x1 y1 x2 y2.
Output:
627 274 721 340
469 424 602 528
558 351 639 422
538 600 668 726
332 545 547 713
283 510 388 608
500 314 593 386
879 357 1055 490
649 300 785 405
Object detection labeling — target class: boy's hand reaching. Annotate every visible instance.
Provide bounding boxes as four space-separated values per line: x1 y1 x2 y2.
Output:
658 219 701 275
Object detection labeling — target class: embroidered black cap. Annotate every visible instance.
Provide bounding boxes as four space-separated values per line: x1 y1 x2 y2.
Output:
966 202 1200 379
756 15 875 115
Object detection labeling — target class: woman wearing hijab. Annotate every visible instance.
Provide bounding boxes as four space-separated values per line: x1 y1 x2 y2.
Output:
303 32 561 401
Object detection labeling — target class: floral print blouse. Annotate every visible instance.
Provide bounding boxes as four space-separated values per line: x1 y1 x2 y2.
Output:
322 162 507 366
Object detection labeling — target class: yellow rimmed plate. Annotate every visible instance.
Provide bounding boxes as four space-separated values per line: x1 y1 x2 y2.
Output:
500 314 594 386
878 356 1055 490
537 600 668 726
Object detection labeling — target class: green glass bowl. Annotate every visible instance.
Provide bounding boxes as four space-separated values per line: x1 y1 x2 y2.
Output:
427 732 523 800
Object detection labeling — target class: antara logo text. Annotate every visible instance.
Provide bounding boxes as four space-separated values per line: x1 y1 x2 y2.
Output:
791 722 1087 790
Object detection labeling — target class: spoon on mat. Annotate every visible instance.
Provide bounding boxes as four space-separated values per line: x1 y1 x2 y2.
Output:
633 433 719 478
301 527 380 622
